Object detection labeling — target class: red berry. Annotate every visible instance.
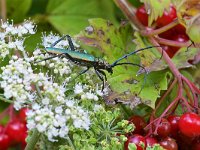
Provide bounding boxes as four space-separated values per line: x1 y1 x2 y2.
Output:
179 113 200 137
0 133 10 150
20 132 27 150
171 34 189 46
128 115 147 135
192 142 200 150
167 115 180 137
159 137 178 150
162 34 189 58
19 107 29 122
157 118 171 138
156 5 177 27
124 134 146 150
5 120 27 145
173 24 187 35
136 5 148 26
145 137 158 147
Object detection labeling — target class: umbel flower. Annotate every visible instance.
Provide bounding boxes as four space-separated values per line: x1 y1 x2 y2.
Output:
0 20 106 142
0 20 131 150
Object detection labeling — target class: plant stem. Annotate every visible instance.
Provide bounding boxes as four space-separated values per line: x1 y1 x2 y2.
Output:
141 20 179 36
0 0 6 21
66 136 76 150
150 37 182 78
153 78 177 117
113 0 144 30
154 37 200 47
0 96 13 103
25 129 40 150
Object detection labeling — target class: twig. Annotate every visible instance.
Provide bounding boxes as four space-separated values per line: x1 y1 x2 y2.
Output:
0 0 6 21
141 20 179 36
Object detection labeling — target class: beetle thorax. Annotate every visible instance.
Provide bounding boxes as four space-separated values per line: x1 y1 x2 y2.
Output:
96 58 113 74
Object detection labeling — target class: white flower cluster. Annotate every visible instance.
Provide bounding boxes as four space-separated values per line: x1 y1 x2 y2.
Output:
0 21 107 143
42 33 80 48
1 20 35 36
0 56 35 109
0 56 91 142
27 101 90 142
28 72 91 141
0 20 36 58
74 83 107 101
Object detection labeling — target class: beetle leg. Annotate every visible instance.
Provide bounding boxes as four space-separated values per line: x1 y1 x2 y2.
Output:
66 35 75 51
95 69 105 91
51 35 70 47
73 67 90 80
97 69 107 81
34 54 63 63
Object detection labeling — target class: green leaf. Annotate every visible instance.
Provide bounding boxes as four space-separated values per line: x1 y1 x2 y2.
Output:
187 14 200 42
140 0 171 25
134 32 163 68
6 0 32 22
148 47 199 72
146 144 165 150
172 47 200 69
77 18 131 62
77 18 172 108
128 143 137 150
46 0 117 35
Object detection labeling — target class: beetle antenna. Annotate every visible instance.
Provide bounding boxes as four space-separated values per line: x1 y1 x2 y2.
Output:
111 46 163 67
186 40 195 52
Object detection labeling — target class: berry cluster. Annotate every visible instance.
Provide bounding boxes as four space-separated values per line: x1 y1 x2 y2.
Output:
0 107 28 150
136 5 189 58
124 113 200 150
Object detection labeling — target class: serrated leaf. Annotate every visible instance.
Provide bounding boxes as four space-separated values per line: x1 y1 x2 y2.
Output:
6 0 32 22
77 18 171 108
148 47 200 72
134 32 163 68
140 0 171 25
177 0 200 23
172 47 200 68
46 0 117 35
77 18 131 62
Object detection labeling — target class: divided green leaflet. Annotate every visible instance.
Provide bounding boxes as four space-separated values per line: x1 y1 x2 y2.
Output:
77 18 171 108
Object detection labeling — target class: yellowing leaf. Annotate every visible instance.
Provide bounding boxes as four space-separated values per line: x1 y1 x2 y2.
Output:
187 14 200 42
177 0 200 42
177 0 200 26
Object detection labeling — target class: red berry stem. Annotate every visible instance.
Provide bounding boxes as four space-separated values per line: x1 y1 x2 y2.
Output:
146 79 177 135
141 20 179 36
154 36 199 48
182 76 200 109
154 79 178 117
